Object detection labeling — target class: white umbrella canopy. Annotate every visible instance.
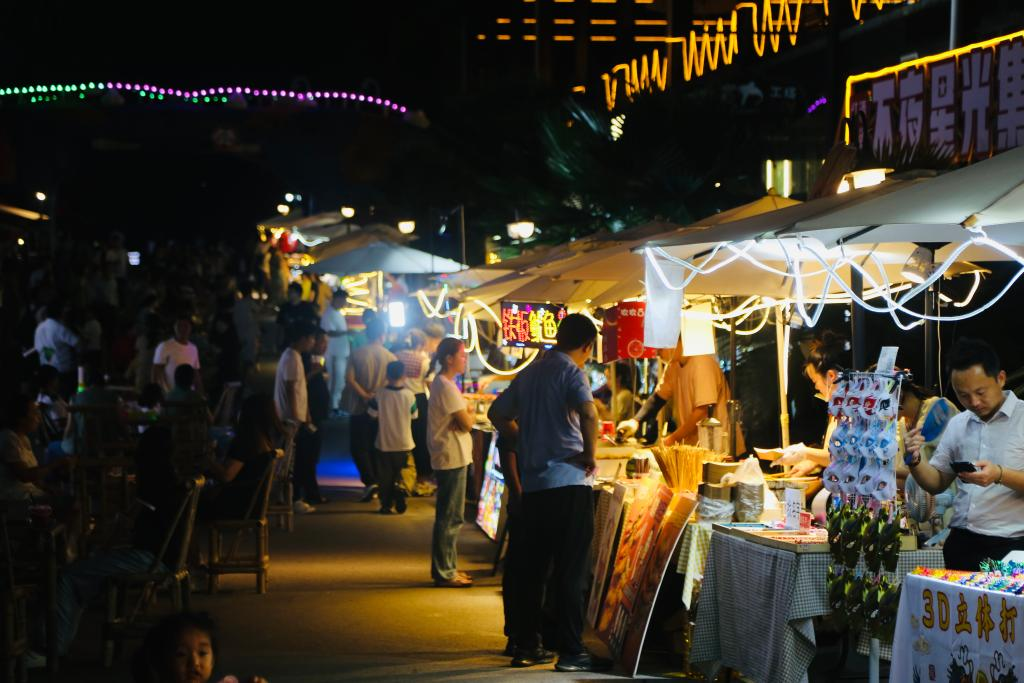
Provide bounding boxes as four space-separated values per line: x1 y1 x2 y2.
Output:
308 224 414 261
305 241 464 276
793 146 1024 249
517 196 806 305
650 180 917 251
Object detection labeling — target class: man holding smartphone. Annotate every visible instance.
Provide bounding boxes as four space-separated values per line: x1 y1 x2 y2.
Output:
906 338 1024 570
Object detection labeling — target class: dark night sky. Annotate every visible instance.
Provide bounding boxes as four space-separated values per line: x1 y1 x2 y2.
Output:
0 2 477 245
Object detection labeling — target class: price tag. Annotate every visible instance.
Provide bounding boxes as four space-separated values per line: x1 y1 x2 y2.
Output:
876 346 899 375
784 487 803 530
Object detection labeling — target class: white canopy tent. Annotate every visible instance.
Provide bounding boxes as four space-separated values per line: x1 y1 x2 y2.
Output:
306 241 464 276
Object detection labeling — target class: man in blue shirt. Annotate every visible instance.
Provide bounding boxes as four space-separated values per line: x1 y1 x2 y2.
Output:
489 314 610 673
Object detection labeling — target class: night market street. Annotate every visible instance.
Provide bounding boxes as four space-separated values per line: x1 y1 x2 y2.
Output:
47 416 625 682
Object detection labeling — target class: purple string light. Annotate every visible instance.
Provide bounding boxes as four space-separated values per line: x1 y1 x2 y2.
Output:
806 96 827 114
1 81 409 114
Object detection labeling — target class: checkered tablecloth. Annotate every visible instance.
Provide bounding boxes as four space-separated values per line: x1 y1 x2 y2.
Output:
675 521 713 610
690 532 945 683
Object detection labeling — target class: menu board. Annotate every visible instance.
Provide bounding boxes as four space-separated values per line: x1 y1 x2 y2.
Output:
500 301 567 349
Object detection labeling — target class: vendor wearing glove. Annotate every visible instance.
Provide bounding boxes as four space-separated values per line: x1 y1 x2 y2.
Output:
905 338 1024 571
775 331 847 477
617 337 741 451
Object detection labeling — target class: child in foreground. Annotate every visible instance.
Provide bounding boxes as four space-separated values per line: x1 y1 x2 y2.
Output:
132 612 268 683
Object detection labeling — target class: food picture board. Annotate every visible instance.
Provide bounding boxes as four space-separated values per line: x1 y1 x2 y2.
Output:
500 301 567 349
475 438 506 541
596 477 696 676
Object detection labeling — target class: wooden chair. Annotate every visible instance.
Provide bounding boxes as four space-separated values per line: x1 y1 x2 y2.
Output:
266 422 298 532
101 475 205 667
207 451 282 594
69 404 137 553
161 404 213 476
0 504 31 683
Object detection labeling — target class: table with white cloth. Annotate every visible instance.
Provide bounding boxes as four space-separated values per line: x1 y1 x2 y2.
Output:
691 531 945 683
890 571 1024 683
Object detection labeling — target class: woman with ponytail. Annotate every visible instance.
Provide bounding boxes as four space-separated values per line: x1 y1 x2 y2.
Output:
776 330 849 477
426 337 475 587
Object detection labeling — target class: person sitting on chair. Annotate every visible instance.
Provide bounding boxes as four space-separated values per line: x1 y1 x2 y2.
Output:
41 425 188 659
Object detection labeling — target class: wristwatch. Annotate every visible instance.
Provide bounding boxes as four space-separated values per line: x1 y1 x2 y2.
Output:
996 464 1004 486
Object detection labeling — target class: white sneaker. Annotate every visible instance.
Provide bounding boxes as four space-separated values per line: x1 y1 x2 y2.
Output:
25 650 46 669
293 500 316 514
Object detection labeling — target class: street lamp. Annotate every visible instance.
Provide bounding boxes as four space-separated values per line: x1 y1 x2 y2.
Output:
507 220 536 240
398 220 416 235
284 192 295 202
35 191 47 202
341 206 356 219
276 204 290 216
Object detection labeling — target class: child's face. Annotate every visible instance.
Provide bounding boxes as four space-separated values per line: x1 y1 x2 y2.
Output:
169 628 214 683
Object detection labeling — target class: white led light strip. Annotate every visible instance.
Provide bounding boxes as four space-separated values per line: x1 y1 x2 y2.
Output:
645 231 1012 329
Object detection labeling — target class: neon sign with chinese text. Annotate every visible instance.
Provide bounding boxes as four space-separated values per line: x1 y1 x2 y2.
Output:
844 30 1024 166
500 301 568 349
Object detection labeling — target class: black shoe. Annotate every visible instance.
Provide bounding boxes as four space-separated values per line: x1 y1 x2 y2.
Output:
555 651 613 672
359 485 378 502
377 507 394 515
395 495 407 514
511 647 555 668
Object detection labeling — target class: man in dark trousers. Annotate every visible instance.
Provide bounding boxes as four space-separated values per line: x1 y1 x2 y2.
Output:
489 314 610 673
298 328 331 505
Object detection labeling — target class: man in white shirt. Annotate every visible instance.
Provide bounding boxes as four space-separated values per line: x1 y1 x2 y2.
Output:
34 305 80 396
274 323 317 513
152 317 202 395
319 289 350 414
907 338 1024 570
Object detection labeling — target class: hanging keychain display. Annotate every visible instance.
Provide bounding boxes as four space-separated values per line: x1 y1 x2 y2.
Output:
823 368 908 640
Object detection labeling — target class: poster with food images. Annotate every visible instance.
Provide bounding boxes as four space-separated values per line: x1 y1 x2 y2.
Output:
597 478 694 675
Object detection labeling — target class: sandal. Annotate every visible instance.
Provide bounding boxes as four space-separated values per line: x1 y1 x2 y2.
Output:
434 575 473 588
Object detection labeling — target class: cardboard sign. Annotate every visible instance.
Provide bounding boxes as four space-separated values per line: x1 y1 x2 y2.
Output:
876 346 899 375
784 487 803 530
500 301 567 349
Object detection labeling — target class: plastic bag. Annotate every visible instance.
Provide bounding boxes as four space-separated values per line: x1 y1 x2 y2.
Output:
719 456 766 522
698 496 734 524
735 483 764 522
720 456 765 487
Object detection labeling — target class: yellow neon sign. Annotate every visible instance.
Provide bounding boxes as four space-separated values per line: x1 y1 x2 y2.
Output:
600 0 908 110
843 28 1024 144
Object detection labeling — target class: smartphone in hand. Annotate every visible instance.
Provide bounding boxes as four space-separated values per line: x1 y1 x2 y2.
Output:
951 461 978 474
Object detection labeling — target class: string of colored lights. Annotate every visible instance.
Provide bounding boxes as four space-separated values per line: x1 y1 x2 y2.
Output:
0 81 408 113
